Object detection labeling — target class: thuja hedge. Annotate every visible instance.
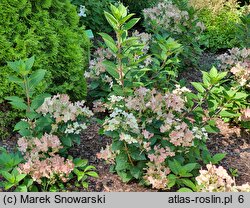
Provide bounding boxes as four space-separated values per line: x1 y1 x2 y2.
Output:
0 0 89 101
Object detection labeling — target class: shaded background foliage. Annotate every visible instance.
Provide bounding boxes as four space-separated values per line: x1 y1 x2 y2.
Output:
0 0 89 101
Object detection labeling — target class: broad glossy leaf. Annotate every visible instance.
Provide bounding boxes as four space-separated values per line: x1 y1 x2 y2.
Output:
99 33 118 53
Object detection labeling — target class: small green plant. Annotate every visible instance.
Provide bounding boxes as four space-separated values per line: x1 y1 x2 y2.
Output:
236 13 250 48
189 0 247 50
229 167 239 177
70 0 116 33
1 57 98 192
85 3 182 102
186 67 249 128
143 0 205 67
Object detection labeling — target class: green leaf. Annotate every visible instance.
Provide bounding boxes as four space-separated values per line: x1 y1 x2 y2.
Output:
8 76 24 86
177 188 193 192
82 181 89 189
73 158 88 168
167 174 176 188
130 166 141 179
86 171 99 178
84 165 96 172
217 72 227 80
15 174 27 183
130 149 146 161
168 160 181 175
183 163 197 172
234 92 248 100
60 136 73 147
212 153 226 164
14 121 30 131
73 169 85 181
209 67 218 78
204 125 220 133
18 129 32 137
25 56 35 71
123 18 140 30
191 82 205 93
112 140 124 151
219 110 240 118
102 60 119 80
104 11 118 29
31 93 50 110
7 61 20 72
120 14 134 24
115 153 129 171
1 171 15 183
117 171 133 182
30 185 39 192
99 33 118 53
5 96 27 110
28 69 46 90
4 182 15 190
180 179 197 191
15 185 27 192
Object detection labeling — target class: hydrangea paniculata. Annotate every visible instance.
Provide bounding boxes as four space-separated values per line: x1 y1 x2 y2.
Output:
196 163 250 192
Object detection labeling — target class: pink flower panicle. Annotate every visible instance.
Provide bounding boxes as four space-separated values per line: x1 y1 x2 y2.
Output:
36 94 93 124
144 162 171 190
196 163 250 192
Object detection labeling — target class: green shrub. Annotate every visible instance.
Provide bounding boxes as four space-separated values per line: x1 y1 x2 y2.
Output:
236 13 250 48
189 0 248 50
120 0 159 14
70 0 116 33
143 0 205 67
0 0 89 101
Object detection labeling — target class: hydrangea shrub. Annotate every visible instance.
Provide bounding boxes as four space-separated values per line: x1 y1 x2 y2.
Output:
97 87 211 190
143 0 205 67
